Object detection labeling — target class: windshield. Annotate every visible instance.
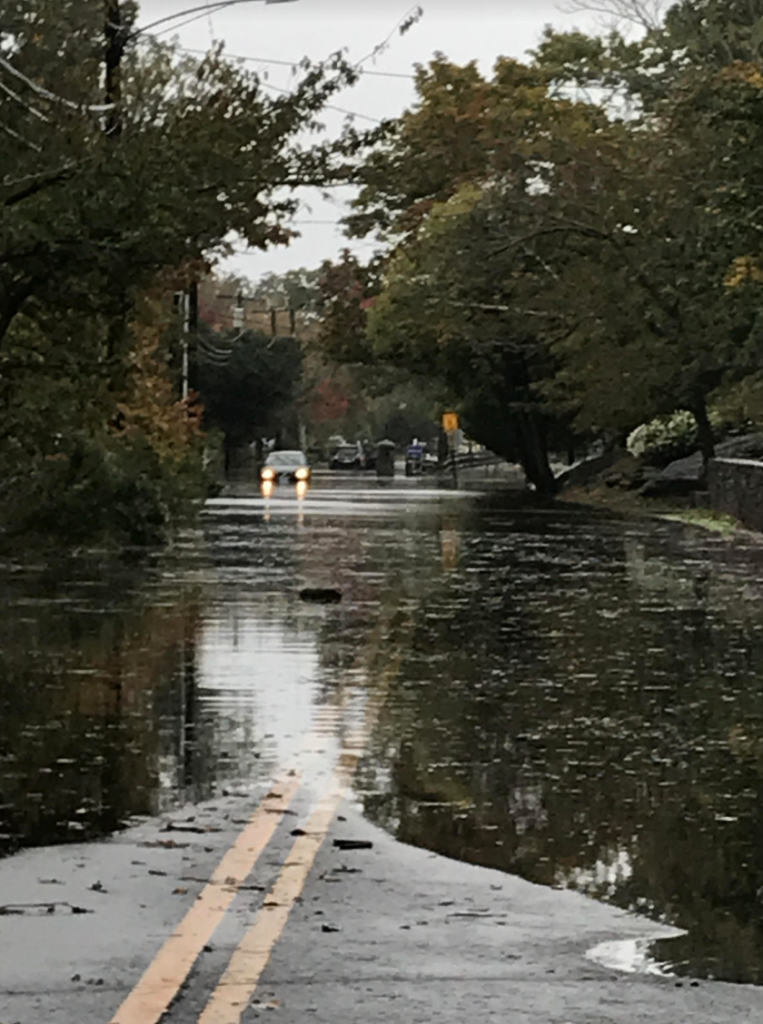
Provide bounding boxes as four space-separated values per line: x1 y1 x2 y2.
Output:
337 446 359 457
267 451 307 467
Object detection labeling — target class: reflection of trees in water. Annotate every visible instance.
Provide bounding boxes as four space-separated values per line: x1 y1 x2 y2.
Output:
360 513 763 984
0 555 201 855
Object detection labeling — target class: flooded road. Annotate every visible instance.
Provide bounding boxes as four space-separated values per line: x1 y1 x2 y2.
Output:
3 476 763 985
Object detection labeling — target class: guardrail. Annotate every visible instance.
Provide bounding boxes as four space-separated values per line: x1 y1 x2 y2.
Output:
440 450 505 470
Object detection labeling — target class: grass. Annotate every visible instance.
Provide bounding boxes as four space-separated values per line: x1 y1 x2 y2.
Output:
559 482 742 538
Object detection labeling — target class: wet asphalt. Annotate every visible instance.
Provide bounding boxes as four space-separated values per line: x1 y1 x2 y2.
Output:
2 789 763 1024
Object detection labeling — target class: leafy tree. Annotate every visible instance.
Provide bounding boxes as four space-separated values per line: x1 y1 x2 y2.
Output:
341 57 609 492
345 55 605 242
529 19 763 461
366 187 566 494
252 268 323 312
196 329 303 467
0 1 380 541
1 3 364 349
348 34 763 478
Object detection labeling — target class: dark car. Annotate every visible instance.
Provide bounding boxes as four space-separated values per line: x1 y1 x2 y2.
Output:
329 444 364 470
260 450 311 483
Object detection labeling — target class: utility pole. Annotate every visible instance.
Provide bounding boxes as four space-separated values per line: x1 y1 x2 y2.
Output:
181 291 190 401
218 290 298 338
104 1 126 137
178 281 199 400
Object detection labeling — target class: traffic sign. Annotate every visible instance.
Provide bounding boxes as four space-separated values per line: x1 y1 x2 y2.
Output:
442 412 459 433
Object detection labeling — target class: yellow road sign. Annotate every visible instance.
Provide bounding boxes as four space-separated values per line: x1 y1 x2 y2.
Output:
442 412 459 433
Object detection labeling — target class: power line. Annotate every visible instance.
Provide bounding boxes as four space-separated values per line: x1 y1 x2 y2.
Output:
204 0 216 44
353 4 424 72
0 120 42 151
150 8 227 37
258 79 383 123
130 0 294 40
178 46 415 80
0 79 50 122
0 55 113 113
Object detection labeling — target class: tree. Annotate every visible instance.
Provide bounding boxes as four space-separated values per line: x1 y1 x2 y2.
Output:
340 56 609 493
196 329 303 468
366 187 567 494
0 1 379 541
0 1 367 350
345 55 606 243
348 42 763 479
529 22 763 462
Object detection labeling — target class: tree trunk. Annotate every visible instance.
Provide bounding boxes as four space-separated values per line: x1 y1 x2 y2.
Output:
692 396 715 475
515 411 558 498
0 277 39 348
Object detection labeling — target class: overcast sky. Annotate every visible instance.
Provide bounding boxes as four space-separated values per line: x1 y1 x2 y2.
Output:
137 0 603 282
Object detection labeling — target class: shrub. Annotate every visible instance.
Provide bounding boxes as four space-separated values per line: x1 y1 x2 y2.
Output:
626 411 700 467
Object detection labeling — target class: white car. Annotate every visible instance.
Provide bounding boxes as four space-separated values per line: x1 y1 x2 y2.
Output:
260 450 311 484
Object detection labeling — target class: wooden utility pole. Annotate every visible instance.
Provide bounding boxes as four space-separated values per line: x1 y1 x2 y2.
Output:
104 1 126 136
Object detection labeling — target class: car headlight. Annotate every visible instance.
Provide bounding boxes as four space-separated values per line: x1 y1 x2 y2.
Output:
295 467 309 480
261 467 276 480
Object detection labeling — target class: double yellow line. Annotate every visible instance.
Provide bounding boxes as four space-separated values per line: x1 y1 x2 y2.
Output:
110 616 408 1024
109 733 369 1024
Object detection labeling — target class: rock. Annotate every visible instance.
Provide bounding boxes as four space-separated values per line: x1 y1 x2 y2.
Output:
299 588 342 604
557 448 622 489
640 452 704 498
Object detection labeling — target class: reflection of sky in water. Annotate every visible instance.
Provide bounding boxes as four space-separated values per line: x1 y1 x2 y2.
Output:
556 848 633 897
587 933 685 976
196 607 320 777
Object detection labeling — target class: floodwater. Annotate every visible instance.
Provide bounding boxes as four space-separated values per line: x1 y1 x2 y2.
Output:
3 475 763 984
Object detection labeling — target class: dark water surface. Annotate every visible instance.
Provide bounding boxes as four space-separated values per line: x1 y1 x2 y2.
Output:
3 477 763 983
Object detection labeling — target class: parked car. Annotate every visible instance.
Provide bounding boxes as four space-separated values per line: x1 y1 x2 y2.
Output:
405 442 439 476
260 450 311 484
329 443 365 470
361 442 377 471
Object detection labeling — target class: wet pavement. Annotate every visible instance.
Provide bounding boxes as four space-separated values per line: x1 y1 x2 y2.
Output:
3 474 763 999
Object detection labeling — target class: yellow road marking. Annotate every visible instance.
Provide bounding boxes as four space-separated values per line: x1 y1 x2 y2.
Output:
109 775 302 1024
196 760 355 1024
111 604 411 1024
194 617 411 1023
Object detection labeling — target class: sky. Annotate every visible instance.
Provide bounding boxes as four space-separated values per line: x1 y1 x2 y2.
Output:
136 0 604 283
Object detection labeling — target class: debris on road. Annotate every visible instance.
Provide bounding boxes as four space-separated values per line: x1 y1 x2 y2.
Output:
0 902 92 915
299 588 342 604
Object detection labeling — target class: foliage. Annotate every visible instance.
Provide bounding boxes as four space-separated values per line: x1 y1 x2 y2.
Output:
626 411 700 465
0 0 380 544
341 12 763 484
342 56 613 493
0 308 208 547
316 250 382 365
196 329 303 452
0 2 368 348
252 268 323 312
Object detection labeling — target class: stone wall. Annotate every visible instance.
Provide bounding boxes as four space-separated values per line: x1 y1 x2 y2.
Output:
708 458 763 531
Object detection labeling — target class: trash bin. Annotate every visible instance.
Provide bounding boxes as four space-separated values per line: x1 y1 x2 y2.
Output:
376 439 396 478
